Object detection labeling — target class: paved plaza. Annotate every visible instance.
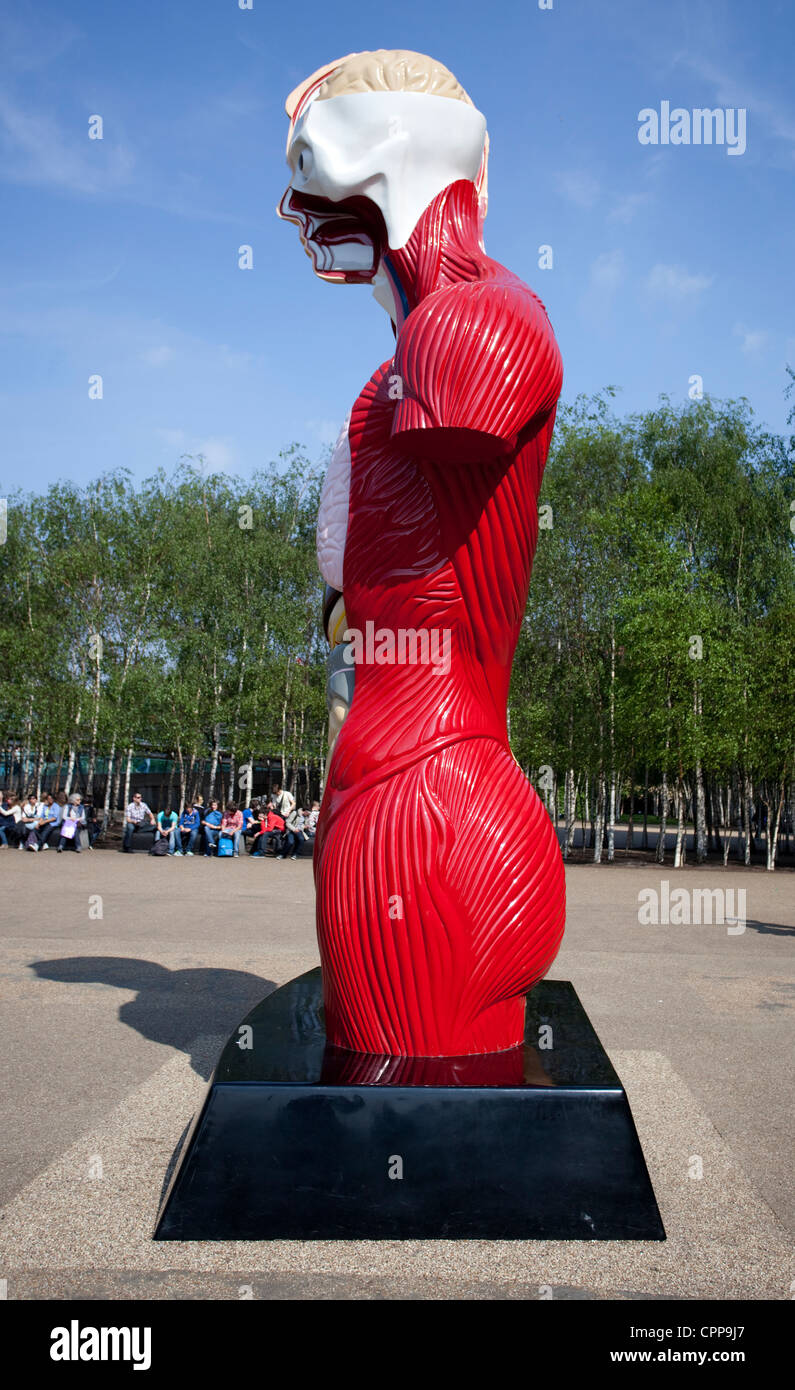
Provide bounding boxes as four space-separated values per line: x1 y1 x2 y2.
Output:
0 852 792 1300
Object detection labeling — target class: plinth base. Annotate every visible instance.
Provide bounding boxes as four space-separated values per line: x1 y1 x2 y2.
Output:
154 968 664 1241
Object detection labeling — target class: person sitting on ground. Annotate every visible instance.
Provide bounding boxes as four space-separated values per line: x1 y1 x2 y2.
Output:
122 791 156 852
156 805 178 855
0 792 22 848
203 799 223 856
175 802 201 856
57 793 86 853
282 806 306 860
219 801 244 856
252 802 285 857
306 800 320 834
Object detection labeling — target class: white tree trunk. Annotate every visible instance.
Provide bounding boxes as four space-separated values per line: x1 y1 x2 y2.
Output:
208 728 220 804
102 743 115 829
122 746 133 812
695 758 706 862
564 768 577 859
767 788 784 871
86 648 102 798
673 783 686 868
655 775 668 863
607 769 617 862
176 744 186 813
593 773 606 864
64 745 77 798
743 776 753 865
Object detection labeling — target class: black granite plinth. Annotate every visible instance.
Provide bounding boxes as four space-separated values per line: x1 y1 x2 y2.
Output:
154 968 665 1241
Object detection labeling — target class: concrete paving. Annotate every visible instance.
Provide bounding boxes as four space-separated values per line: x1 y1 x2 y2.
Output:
0 850 792 1299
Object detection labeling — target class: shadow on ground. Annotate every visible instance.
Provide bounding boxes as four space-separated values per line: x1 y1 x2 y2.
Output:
744 919 795 938
28 957 277 1078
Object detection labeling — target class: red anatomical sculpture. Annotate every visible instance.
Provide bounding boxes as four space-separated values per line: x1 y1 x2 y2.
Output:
280 50 565 1057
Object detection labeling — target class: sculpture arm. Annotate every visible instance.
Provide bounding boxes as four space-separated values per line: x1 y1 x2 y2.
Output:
390 281 562 463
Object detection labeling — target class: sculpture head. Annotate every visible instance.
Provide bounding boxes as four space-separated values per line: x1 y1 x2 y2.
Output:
278 49 488 289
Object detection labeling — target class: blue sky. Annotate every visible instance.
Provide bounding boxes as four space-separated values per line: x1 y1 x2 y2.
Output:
1 0 793 492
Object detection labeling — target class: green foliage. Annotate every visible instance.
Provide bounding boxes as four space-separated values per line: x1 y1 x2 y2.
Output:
2 391 793 840
511 391 795 805
0 452 327 798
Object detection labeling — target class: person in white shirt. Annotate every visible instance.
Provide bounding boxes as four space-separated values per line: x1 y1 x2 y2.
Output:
0 792 23 848
122 792 156 852
271 784 296 821
19 793 41 850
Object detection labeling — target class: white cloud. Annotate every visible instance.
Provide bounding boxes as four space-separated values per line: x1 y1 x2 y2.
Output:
305 418 342 447
678 53 795 151
0 92 135 195
579 250 625 324
733 323 768 355
142 345 174 367
157 428 186 450
646 263 714 301
0 92 238 222
589 250 625 294
609 192 651 224
195 437 235 473
555 170 600 209
156 432 235 474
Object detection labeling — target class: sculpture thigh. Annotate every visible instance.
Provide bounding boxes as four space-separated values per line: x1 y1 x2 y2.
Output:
314 735 565 1056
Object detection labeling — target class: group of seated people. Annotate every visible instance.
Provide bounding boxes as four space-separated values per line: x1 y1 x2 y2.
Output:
122 785 320 857
0 790 100 852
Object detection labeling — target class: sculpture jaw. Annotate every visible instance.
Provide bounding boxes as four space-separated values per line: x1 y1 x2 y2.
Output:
277 187 387 284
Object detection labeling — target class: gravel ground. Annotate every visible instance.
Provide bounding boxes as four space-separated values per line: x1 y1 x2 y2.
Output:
0 852 792 1299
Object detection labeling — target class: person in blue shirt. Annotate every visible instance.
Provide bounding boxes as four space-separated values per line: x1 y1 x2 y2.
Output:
202 799 223 856
175 803 200 856
36 793 62 849
156 805 179 855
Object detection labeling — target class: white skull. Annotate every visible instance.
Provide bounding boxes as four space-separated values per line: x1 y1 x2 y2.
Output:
279 91 487 283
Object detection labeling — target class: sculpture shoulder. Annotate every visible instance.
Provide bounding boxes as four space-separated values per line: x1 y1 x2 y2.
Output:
391 274 563 455
402 273 558 352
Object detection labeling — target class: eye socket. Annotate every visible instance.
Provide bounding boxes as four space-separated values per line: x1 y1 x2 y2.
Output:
294 144 313 179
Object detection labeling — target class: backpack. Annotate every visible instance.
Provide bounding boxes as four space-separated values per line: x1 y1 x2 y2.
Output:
217 835 234 857
149 836 169 856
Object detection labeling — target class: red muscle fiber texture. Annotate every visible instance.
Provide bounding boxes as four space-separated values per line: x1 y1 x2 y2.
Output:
314 180 565 1057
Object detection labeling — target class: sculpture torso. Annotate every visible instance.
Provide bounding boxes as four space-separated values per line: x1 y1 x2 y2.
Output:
333 350 558 786
314 183 566 1057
